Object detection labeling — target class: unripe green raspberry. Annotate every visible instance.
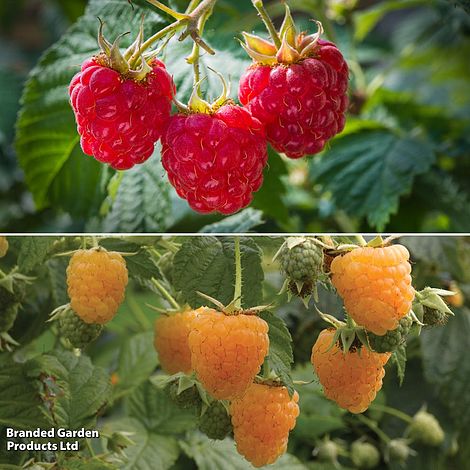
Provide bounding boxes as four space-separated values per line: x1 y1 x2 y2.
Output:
198 401 232 440
423 306 448 326
59 309 103 348
367 315 413 353
167 381 202 410
314 439 340 463
350 441 380 469
387 439 414 463
408 409 444 446
280 238 323 283
0 303 19 333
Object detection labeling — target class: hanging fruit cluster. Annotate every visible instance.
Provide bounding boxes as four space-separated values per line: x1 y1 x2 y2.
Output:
68 0 349 215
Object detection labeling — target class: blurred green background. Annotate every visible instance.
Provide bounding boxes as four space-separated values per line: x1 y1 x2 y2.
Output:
1 0 470 232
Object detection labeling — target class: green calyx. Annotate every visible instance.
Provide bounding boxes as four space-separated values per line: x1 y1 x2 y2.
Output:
240 5 324 65
178 68 232 114
97 18 153 80
413 287 455 328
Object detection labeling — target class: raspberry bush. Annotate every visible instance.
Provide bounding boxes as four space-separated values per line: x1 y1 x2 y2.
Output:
0 234 468 469
4 0 468 232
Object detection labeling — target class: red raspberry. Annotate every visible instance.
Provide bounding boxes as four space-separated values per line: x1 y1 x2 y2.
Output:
69 57 175 170
161 104 268 214
239 39 348 159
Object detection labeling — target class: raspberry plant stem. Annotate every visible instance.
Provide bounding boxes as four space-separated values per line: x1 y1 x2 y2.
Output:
145 0 190 20
151 278 180 310
369 404 414 424
355 414 391 444
233 237 242 310
252 0 281 49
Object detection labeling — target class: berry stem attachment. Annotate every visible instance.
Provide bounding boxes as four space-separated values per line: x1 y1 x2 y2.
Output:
151 278 180 310
251 0 281 49
369 404 414 424
233 237 243 310
91 236 99 248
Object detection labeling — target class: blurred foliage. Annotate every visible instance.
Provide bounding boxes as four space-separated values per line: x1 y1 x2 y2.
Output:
0 0 468 232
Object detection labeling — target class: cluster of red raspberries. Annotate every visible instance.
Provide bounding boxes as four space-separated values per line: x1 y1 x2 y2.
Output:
69 16 348 215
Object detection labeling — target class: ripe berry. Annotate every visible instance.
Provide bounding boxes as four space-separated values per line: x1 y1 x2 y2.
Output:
447 281 464 307
230 382 300 467
66 248 128 324
330 245 415 335
188 308 269 400
367 315 413 353
311 329 390 413
350 441 380 469
407 409 444 447
239 12 348 159
161 105 268 214
59 309 103 348
154 308 200 374
0 237 8 258
198 401 232 440
69 57 175 170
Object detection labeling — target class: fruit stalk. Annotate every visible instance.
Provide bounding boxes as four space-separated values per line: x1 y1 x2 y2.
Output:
251 0 281 48
369 404 414 424
356 414 391 444
151 278 180 310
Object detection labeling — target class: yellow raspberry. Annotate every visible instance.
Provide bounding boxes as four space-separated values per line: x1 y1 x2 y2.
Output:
153 308 202 374
67 249 128 324
331 245 414 335
230 382 300 467
311 329 390 414
447 281 464 307
0 237 8 258
188 309 269 400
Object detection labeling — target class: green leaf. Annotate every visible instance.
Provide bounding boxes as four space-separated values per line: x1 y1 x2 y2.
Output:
259 312 294 393
172 237 264 308
49 144 104 217
25 350 112 429
311 130 435 229
62 457 117 470
104 417 180 470
113 332 158 400
15 0 167 211
47 257 69 306
391 344 407 386
17 237 56 273
421 309 470 429
251 148 290 227
0 359 52 429
199 208 264 233
102 160 171 232
126 381 197 434
354 0 428 41
180 431 307 469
